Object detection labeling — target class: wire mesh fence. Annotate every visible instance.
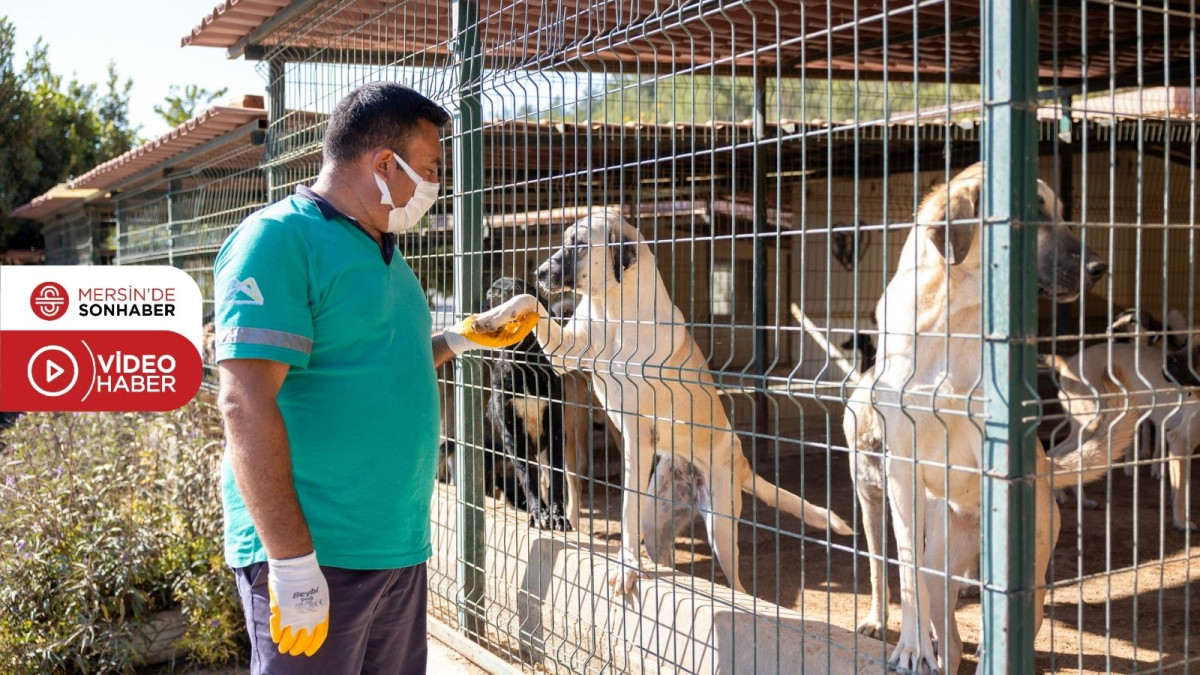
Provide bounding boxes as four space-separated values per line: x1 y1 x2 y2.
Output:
112 132 267 383
38 203 114 266
141 0 1200 671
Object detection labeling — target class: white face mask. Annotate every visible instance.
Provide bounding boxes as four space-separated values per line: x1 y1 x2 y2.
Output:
374 152 439 234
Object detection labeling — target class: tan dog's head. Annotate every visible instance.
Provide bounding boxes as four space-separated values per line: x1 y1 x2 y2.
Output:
535 210 641 296
918 162 1107 302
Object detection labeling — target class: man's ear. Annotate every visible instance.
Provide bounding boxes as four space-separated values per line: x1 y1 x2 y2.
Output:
371 149 394 175
921 164 983 265
609 222 639 282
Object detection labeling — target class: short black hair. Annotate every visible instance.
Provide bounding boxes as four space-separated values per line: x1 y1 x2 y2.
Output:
322 82 451 164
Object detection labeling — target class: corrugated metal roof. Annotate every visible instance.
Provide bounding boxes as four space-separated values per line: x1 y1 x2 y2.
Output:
68 96 267 191
179 0 1194 83
9 185 101 221
181 0 293 48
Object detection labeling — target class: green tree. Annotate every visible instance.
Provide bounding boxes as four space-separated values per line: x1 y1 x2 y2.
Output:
0 17 140 252
153 84 229 127
573 73 980 125
96 62 140 159
0 18 37 232
23 37 101 181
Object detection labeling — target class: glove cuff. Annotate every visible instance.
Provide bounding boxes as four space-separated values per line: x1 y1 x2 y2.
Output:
267 551 320 578
443 328 472 355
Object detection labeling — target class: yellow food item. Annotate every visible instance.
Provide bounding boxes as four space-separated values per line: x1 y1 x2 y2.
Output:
460 310 539 348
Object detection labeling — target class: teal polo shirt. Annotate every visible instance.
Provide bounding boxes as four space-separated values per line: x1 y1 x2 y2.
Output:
213 186 440 570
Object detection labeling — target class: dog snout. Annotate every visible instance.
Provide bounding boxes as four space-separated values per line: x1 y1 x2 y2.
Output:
535 263 550 284
1085 258 1108 284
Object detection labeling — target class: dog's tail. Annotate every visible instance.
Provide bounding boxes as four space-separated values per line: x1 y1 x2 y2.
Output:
1047 360 1139 489
745 476 855 536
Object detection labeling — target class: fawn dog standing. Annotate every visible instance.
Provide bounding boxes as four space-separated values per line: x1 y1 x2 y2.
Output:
841 163 1133 673
475 210 853 595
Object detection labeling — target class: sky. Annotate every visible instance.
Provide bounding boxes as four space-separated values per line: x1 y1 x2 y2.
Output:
6 1 265 139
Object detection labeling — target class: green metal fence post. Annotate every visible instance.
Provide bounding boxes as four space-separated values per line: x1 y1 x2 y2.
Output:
266 58 285 202
752 70 770 465
981 0 1040 672
451 0 487 641
113 197 122 266
166 173 182 268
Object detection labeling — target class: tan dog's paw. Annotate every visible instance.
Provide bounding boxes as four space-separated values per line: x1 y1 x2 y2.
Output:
607 554 643 596
855 615 884 639
471 293 538 334
889 633 940 674
460 294 539 349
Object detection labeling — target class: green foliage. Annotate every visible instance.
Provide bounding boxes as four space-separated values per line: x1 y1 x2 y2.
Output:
0 403 244 673
0 18 42 252
153 85 229 128
574 74 981 125
0 16 141 252
96 64 139 161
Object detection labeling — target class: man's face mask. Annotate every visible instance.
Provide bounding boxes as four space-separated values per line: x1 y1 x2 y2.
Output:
374 152 439 234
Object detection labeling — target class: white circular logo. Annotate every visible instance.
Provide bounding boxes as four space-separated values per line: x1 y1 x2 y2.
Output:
27 345 80 398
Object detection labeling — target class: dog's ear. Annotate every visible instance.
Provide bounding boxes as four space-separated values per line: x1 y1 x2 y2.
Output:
922 167 982 265
608 220 639 282
1035 179 1065 223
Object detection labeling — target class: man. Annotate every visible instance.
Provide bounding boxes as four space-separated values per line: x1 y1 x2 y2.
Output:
213 82 532 674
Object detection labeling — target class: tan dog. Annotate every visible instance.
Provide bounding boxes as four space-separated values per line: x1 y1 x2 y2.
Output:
500 211 853 595
845 163 1132 673
1050 342 1198 531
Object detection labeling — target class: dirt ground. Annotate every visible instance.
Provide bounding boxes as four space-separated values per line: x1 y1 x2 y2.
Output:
566 450 1200 673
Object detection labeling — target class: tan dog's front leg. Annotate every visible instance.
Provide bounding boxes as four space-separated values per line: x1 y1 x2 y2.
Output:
1032 461 1061 659
532 305 597 374
610 414 655 596
925 501 978 675
886 451 939 674
1165 420 1198 531
855 484 889 639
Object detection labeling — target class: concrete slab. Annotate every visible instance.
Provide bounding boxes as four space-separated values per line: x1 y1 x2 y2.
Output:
428 483 888 674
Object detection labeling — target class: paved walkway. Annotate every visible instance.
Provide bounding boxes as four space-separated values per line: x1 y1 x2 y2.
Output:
428 635 490 674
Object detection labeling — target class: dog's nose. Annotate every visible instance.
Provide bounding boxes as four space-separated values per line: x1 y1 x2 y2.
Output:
535 265 549 282
1085 259 1108 283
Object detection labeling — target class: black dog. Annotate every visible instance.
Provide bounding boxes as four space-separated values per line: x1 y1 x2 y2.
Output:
484 277 572 530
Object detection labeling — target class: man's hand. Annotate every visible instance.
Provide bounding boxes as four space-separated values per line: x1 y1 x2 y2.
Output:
267 552 330 656
442 294 539 354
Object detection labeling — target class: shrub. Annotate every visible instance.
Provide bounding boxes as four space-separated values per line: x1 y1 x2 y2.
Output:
0 402 244 673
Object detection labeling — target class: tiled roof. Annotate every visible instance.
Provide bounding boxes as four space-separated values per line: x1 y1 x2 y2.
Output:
181 0 293 49
12 96 266 220
68 96 266 191
179 0 1194 83
9 185 101 221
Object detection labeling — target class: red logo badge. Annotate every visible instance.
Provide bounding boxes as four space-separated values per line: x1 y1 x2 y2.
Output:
0 331 202 412
30 282 69 320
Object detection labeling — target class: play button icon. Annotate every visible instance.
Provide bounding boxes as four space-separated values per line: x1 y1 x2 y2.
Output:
27 345 79 398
